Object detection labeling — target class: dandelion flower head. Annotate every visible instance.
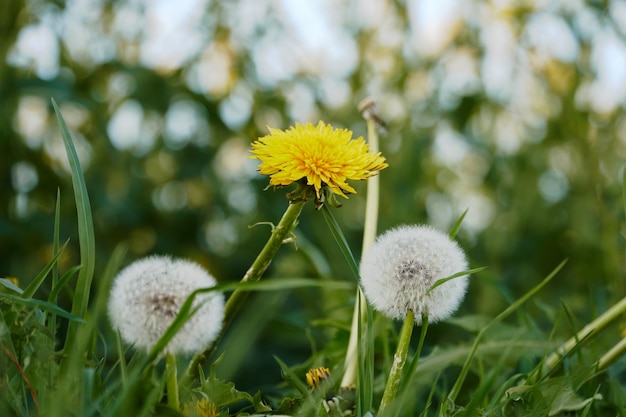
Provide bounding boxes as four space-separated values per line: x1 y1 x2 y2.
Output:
249 121 388 201
108 255 224 354
360 225 468 325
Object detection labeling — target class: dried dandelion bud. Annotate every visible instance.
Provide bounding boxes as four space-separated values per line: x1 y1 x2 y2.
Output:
108 255 224 354
359 225 468 325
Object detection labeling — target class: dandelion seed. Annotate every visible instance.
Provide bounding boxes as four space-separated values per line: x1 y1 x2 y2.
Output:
359 225 468 325
108 255 224 354
249 121 387 204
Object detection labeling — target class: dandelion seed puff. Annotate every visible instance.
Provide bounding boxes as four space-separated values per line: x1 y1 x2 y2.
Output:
360 225 468 325
108 255 225 354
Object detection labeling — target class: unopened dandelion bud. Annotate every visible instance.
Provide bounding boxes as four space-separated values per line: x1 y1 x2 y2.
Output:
360 225 468 325
108 255 225 354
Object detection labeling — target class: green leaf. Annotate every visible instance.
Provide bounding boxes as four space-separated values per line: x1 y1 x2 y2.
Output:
320 205 360 281
52 98 96 350
0 278 23 295
548 390 602 416
252 391 273 413
196 362 257 409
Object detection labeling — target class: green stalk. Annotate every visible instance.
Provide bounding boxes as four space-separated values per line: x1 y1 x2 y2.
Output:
166 353 180 411
378 310 415 414
341 113 382 389
401 313 429 392
361 106 382 253
597 336 626 371
184 200 305 383
542 294 626 375
52 99 96 355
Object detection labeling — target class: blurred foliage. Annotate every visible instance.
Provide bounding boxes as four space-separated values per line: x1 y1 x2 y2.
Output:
2 0 626 402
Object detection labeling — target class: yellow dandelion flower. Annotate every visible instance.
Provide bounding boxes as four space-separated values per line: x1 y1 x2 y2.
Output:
250 121 388 202
306 367 332 390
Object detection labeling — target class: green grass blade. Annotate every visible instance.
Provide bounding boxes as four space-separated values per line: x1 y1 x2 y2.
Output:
0 293 85 322
426 267 486 295
0 278 23 294
146 277 350 365
447 259 567 405
320 205 360 281
48 188 61 343
21 240 69 299
48 265 81 302
52 188 61 294
449 208 468 239
189 277 354 296
51 98 96 351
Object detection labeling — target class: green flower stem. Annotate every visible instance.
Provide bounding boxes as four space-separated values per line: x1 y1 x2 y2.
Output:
166 353 179 411
401 313 429 392
341 117 381 388
597 336 626 371
542 294 626 375
362 111 381 254
184 200 305 384
378 310 415 415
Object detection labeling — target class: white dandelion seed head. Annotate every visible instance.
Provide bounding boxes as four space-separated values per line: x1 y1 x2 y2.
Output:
108 255 225 355
360 225 469 325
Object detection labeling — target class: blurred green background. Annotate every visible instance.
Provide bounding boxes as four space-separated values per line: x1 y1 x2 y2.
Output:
2 0 626 394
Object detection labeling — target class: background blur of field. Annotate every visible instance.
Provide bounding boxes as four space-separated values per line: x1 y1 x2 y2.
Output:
2 0 626 402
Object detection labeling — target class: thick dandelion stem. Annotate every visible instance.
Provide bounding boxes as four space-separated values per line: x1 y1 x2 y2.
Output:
165 353 180 411
222 199 305 326
378 310 415 414
341 115 381 388
183 200 306 384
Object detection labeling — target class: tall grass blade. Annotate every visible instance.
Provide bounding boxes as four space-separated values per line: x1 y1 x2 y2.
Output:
52 98 96 352
48 188 61 344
